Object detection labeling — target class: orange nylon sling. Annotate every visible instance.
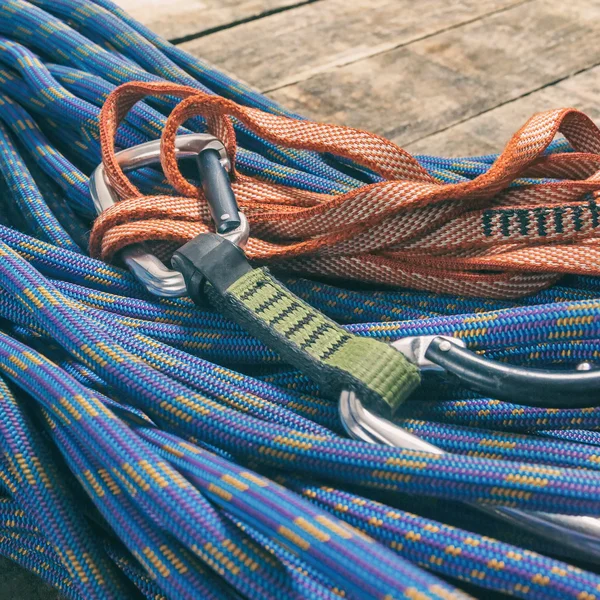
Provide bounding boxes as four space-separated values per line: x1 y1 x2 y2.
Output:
90 81 600 299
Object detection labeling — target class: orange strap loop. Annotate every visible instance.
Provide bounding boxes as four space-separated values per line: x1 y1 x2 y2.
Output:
90 81 600 298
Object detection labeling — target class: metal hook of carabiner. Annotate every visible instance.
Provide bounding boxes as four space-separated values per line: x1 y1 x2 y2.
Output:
339 336 600 564
91 137 600 408
390 334 600 409
339 389 600 564
89 134 249 297
91 138 600 408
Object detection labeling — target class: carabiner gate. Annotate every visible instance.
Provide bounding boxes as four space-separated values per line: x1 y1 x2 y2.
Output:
89 134 249 297
391 334 600 408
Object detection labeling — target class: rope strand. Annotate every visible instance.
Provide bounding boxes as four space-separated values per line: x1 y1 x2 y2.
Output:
1 1 600 599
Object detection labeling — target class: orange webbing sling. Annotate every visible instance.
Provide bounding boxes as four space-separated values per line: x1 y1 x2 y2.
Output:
91 81 600 299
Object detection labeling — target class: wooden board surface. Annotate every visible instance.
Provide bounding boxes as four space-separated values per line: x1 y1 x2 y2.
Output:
111 0 301 41
268 0 600 146
405 65 600 156
179 0 524 90
112 0 600 156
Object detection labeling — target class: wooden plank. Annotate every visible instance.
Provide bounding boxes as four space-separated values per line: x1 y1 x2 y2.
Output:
405 65 600 156
266 0 600 147
180 0 525 91
111 0 301 41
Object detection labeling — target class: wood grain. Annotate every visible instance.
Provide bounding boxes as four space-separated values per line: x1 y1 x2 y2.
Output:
405 65 600 156
267 0 600 147
111 0 301 41
180 0 525 90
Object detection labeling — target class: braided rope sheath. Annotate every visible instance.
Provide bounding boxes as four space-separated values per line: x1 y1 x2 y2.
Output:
1 0 600 599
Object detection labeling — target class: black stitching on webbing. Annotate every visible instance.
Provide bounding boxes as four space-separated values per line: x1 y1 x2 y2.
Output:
573 205 583 232
239 279 263 302
281 311 317 339
500 210 513 237
253 288 287 315
590 199 599 228
554 207 564 233
482 210 493 237
517 209 528 236
269 302 299 328
535 207 547 237
299 322 337 352
320 336 348 361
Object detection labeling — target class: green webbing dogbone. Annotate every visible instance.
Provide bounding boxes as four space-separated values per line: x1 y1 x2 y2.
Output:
213 268 420 414
172 234 420 414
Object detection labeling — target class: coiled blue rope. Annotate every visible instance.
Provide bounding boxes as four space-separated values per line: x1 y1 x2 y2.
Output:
1 1 600 599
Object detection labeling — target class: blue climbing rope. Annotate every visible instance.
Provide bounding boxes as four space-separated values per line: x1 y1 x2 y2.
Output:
0 1 600 599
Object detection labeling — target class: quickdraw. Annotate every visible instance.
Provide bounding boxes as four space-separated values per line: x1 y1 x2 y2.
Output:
2 1 600 600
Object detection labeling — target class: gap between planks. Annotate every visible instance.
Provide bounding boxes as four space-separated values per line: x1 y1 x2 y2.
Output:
111 0 321 43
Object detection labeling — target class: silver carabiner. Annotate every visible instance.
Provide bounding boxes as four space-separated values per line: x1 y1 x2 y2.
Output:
339 337 600 564
392 335 600 409
89 134 249 297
